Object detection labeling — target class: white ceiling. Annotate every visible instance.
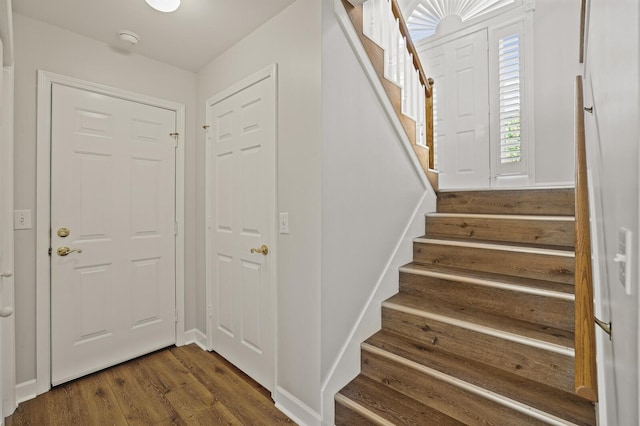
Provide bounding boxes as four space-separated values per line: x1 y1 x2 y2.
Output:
13 0 296 72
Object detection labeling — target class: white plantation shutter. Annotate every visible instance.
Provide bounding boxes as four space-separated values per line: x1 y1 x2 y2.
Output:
490 19 530 178
498 33 521 164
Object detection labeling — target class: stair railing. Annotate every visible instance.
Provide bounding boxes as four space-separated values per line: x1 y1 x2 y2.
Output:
343 0 435 170
574 75 598 402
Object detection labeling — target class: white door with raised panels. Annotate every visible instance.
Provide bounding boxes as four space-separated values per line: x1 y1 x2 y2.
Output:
424 29 490 189
50 84 177 385
206 67 276 391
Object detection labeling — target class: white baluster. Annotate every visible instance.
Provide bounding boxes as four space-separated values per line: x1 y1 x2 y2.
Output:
362 0 374 40
402 45 411 116
389 18 401 84
375 0 385 44
380 0 390 57
417 84 426 146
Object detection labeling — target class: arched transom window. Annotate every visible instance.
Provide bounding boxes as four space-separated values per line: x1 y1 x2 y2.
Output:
406 0 516 41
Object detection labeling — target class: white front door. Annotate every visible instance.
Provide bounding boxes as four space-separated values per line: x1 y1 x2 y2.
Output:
206 68 276 391
50 84 177 385
424 29 490 189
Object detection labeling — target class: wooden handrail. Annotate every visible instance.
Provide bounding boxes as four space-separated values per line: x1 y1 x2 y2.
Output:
389 0 432 98
574 75 598 402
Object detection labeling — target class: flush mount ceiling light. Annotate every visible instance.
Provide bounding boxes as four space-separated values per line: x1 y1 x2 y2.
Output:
145 0 181 13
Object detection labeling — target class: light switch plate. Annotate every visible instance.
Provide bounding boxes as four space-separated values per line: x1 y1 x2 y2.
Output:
279 212 289 234
14 210 32 230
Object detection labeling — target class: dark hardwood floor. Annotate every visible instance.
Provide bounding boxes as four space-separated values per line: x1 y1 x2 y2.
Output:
6 344 294 425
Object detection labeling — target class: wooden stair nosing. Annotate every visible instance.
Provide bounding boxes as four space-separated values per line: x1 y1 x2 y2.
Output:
382 299 574 356
335 394 396 426
361 343 580 426
400 262 575 295
414 237 575 257
426 212 575 221
365 330 596 426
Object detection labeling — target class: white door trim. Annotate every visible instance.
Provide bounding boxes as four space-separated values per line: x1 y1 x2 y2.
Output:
204 63 278 385
35 70 186 395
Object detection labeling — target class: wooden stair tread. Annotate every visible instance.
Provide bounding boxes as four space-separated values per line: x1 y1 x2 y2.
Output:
400 261 575 295
384 292 574 348
337 375 464 425
365 331 596 426
415 235 575 253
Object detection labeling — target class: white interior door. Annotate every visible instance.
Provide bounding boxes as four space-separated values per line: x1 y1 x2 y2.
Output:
207 70 276 391
424 29 490 189
51 84 177 385
1 64 15 420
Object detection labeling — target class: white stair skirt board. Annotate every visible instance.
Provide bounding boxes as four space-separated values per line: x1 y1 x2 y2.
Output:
362 344 579 426
382 302 574 356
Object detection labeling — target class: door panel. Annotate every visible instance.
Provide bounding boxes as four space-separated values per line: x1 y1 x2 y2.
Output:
207 74 275 391
51 84 176 385
423 30 490 189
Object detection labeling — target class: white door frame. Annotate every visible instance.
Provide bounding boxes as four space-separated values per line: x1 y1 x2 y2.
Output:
35 70 186 395
204 64 278 383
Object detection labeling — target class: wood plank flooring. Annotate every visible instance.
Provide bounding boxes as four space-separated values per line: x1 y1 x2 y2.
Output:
6 344 294 426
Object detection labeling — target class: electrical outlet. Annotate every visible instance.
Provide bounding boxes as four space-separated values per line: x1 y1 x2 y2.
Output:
14 210 32 230
279 212 289 234
614 227 632 295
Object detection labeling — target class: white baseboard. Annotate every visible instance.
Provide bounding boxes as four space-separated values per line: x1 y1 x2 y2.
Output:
274 386 322 426
183 328 208 351
15 379 37 405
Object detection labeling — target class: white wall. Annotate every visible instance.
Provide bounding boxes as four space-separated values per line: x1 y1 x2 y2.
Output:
583 0 639 424
195 0 323 422
320 0 430 392
532 0 581 185
12 14 197 384
320 0 435 423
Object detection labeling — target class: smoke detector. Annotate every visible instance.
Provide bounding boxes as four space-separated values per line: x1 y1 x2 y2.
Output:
119 30 140 46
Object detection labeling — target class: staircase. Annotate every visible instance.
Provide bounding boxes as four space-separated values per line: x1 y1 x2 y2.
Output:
335 188 596 425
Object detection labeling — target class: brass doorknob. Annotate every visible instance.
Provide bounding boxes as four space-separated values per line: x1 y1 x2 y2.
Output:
57 247 83 256
250 245 269 255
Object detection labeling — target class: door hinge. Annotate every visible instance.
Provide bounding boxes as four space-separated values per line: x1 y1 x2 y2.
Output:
175 309 179 323
174 221 178 235
170 132 179 148
48 247 52 256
